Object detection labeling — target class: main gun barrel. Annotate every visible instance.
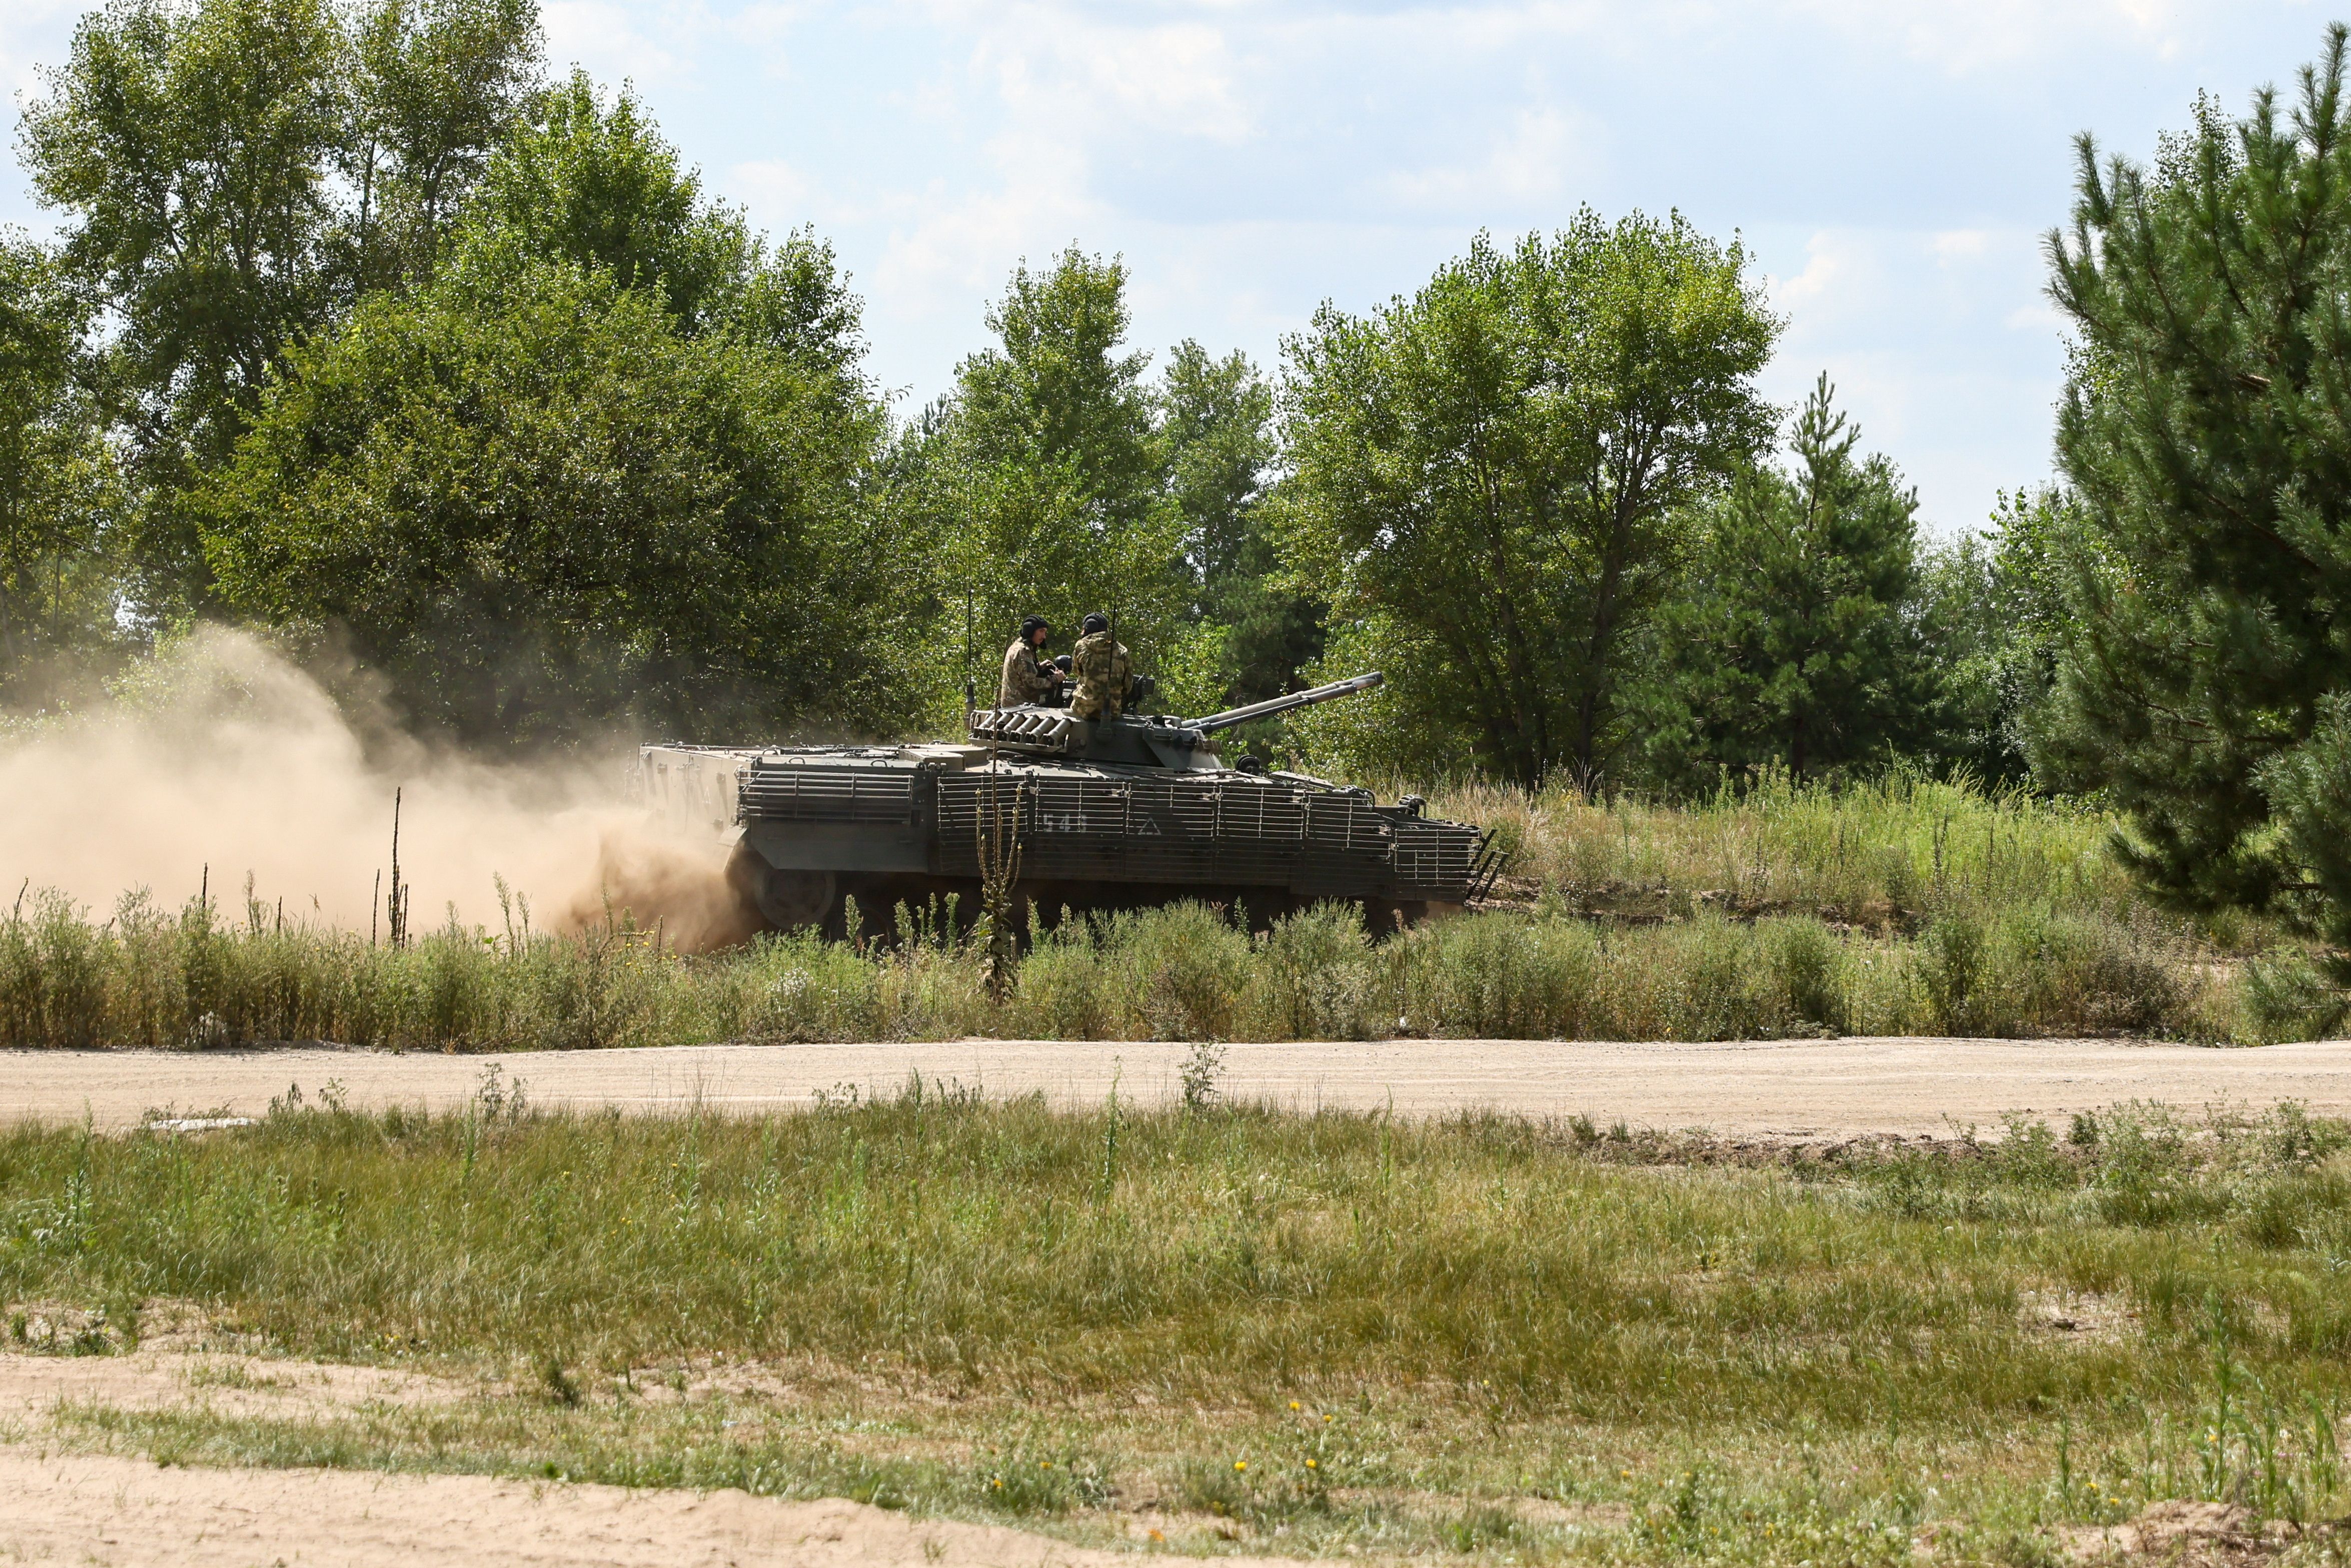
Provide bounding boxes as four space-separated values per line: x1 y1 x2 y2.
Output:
1185 671 1384 734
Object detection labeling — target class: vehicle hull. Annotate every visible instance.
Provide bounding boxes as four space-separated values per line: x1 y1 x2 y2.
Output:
641 712 1498 939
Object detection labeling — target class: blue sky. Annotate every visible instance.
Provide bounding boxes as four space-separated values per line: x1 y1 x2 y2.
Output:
3 0 2336 533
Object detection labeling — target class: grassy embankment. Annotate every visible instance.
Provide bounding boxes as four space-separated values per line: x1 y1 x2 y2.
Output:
0 772 2300 1049
5 1089 2349 1563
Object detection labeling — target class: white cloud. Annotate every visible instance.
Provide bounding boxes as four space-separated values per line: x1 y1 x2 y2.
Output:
961 9 1253 143
728 158 813 217
1781 0 2198 73
543 0 705 86
866 130 1107 326
1386 106 1600 214
1773 230 1879 315
1931 228 1989 261
728 1 809 78
1071 21 1251 142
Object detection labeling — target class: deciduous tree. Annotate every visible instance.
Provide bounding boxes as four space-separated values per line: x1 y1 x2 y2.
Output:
916 249 1201 707
348 0 541 287
1278 216 1777 788
20 0 539 617
0 238 123 702
202 93 908 744
21 0 347 612
1155 340 1315 707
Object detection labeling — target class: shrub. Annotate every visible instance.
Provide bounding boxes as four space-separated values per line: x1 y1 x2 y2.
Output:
1106 903 1252 1041
1245 903 1380 1040
1008 916 1120 1040
1403 914 1606 1037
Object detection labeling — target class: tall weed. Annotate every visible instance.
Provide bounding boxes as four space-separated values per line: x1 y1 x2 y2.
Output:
0 892 2228 1048
1244 903 1380 1040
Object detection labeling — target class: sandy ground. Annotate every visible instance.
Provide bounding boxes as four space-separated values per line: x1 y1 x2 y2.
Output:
0 1446 1283 1567
0 1337 1311 1567
5 1037 2351 1139
8 1039 2342 1563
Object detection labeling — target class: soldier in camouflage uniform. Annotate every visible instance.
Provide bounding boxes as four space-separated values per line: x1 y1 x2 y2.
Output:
997 616 1064 708
1068 612 1132 720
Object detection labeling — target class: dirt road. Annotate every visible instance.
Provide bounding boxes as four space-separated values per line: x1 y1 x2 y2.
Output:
7 1036 2350 1138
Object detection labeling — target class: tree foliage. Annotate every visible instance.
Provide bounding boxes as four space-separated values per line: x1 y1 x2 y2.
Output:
0 237 122 703
1911 488 2075 787
1279 217 1778 789
9 0 2139 792
19 0 537 616
911 248 1223 710
1636 377 1929 788
2038 26 2351 966
1157 340 1317 707
349 0 541 287
202 94 909 744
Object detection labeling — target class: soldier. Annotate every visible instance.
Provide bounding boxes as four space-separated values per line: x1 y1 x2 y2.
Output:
1067 611 1132 720
997 615 1063 708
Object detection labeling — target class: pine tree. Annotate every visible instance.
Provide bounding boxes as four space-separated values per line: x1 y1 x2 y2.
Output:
1638 376 1927 788
2039 26 2351 971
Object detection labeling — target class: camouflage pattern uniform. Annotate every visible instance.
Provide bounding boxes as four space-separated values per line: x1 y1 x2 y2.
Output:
997 638 1056 708
1068 630 1132 720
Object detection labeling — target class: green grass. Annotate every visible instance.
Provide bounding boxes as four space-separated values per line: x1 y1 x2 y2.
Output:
6 1091 2351 1561
0 889 2229 1050
0 771 2309 1049
1426 764 2251 932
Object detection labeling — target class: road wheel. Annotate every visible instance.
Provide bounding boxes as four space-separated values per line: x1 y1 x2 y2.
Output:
726 848 837 933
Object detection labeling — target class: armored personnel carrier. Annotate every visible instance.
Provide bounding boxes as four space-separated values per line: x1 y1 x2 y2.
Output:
640 672 1499 938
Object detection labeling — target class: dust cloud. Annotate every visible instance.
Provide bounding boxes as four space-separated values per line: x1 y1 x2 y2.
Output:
0 629 753 950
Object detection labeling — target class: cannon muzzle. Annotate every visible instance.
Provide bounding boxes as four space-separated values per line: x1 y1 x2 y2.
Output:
1185 672 1384 734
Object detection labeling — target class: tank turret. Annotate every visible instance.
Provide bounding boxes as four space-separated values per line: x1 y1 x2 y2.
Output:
641 671 1499 939
965 671 1386 770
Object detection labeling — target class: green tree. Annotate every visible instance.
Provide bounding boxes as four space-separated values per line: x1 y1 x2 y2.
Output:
1279 216 1778 788
467 72 738 328
2039 26 2351 968
20 0 542 618
347 0 541 288
204 249 907 744
20 0 350 612
201 88 904 745
0 237 123 703
1635 376 1928 788
918 248 1198 707
1156 340 1319 707
1910 488 2076 788
459 73 857 367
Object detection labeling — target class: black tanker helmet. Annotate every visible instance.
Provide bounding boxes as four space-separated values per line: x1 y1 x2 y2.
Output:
1081 612 1109 635
1019 615 1050 642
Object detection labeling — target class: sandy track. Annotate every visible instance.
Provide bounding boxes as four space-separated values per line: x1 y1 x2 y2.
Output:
6 1037 2350 1137
0 1447 1273 1567
0 1344 1301 1567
